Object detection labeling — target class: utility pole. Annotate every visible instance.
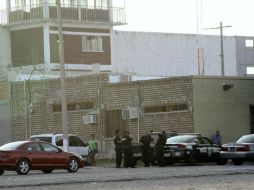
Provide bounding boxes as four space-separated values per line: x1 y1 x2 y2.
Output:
220 22 225 76
57 0 69 152
204 22 232 76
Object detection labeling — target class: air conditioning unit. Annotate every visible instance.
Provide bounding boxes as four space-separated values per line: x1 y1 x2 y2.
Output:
122 107 138 120
83 114 98 124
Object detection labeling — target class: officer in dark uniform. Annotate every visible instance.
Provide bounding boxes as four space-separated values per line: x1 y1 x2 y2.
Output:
155 133 166 167
121 131 134 168
140 131 152 167
113 129 122 168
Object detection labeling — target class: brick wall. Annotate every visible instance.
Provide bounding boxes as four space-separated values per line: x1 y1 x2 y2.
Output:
102 77 194 144
11 74 194 156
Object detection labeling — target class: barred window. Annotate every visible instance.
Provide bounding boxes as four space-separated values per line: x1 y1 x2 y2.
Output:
144 104 188 113
52 102 94 112
82 36 103 52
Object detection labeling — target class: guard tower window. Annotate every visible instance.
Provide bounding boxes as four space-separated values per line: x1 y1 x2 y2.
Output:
245 40 254 48
82 36 103 52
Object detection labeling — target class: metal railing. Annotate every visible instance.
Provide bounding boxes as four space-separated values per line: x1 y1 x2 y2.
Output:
0 3 126 25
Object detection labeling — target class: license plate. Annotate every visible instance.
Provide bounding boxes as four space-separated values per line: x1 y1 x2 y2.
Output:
133 153 142 157
164 153 171 157
174 152 180 156
229 147 235 152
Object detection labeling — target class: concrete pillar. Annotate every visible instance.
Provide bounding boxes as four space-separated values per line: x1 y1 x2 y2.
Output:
43 24 50 68
43 0 49 19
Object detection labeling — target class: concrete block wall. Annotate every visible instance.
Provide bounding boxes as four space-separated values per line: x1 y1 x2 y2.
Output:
0 82 11 145
193 77 254 143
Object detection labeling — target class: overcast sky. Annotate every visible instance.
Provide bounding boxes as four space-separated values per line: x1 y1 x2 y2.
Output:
116 0 254 36
1 0 253 36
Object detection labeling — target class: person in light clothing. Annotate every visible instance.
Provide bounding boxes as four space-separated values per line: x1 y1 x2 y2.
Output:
89 134 98 166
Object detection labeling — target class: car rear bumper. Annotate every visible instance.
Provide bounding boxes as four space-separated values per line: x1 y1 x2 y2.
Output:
220 151 254 159
164 150 190 160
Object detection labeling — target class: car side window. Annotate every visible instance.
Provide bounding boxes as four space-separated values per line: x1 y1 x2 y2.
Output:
199 137 212 145
56 136 63 146
40 143 59 152
69 136 77 146
27 143 41 151
73 136 86 147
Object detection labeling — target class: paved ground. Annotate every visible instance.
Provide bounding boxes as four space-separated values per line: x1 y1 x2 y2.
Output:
1 161 254 190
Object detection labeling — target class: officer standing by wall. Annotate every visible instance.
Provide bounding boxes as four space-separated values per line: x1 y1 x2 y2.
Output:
113 129 122 168
140 131 152 167
121 131 134 168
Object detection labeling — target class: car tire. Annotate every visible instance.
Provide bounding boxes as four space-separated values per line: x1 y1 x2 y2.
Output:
232 159 244 165
216 158 228 165
16 159 30 175
42 169 53 174
187 151 199 166
0 169 4 175
67 157 79 173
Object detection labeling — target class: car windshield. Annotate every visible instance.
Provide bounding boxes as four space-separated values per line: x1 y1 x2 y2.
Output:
0 141 25 150
237 135 254 143
166 135 196 144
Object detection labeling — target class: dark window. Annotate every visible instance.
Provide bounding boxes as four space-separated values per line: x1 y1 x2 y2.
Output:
55 137 63 146
52 104 62 112
52 102 94 112
144 104 188 113
250 105 254 133
78 102 94 110
198 137 212 145
105 109 128 138
69 136 77 146
68 103 76 111
72 136 86 147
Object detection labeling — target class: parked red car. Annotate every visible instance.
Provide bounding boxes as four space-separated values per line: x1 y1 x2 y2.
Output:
0 141 85 175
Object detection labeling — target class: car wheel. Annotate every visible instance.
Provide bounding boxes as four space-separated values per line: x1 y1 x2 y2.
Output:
165 158 174 165
133 158 138 166
67 157 79 173
16 159 30 175
232 159 244 165
187 151 199 166
0 169 4 175
216 158 228 165
42 169 53 174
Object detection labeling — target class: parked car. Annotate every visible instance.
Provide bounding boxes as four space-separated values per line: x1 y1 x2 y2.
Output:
131 142 143 165
29 134 90 158
0 141 85 175
164 135 226 165
220 134 254 165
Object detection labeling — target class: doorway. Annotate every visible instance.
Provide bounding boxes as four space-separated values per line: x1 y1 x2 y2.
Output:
250 105 254 133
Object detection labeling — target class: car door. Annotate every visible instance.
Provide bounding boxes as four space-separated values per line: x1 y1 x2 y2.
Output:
197 137 219 161
69 136 79 154
72 136 89 156
26 142 46 168
39 142 67 167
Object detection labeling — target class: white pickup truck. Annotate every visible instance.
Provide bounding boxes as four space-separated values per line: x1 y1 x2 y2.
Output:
29 134 90 157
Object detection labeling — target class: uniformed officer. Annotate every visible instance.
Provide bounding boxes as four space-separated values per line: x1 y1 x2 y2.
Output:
155 133 166 167
121 131 134 168
140 131 152 167
113 129 122 168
